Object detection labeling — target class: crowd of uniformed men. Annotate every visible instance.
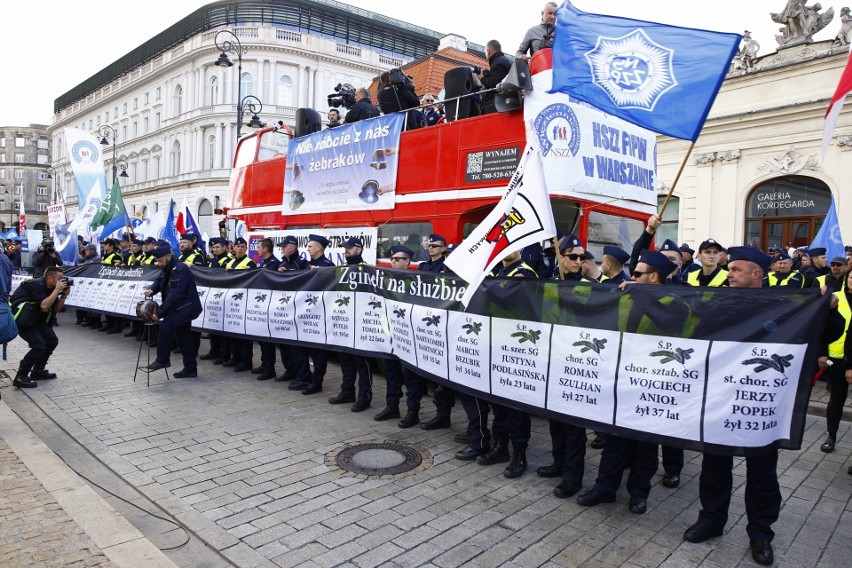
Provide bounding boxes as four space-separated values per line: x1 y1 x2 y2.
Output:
64 207 852 567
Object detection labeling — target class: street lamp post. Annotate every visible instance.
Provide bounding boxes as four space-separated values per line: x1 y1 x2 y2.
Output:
116 160 129 181
239 95 266 131
98 124 119 184
213 30 247 139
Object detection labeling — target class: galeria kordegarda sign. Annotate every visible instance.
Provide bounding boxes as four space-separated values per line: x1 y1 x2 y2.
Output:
60 263 828 456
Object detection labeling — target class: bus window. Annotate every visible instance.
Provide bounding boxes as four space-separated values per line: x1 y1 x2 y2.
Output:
551 199 582 235
257 130 289 162
377 222 432 262
234 135 259 169
587 211 645 260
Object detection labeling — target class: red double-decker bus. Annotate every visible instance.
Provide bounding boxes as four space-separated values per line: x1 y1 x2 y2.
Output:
223 56 652 263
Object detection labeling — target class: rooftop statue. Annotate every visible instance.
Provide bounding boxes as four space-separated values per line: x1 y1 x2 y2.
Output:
731 30 761 72
772 1 835 47
833 7 852 48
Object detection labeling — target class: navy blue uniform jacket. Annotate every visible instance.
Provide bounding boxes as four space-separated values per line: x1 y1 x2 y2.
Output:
151 256 202 325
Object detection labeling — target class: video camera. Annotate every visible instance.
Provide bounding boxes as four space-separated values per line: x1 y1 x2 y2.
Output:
387 68 415 90
327 83 357 109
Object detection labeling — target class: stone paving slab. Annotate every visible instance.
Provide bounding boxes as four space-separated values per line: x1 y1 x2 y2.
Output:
1 322 851 567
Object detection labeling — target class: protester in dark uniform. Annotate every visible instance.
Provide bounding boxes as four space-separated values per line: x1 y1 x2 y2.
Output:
657 239 684 285
379 245 427 427
813 256 846 291
682 246 842 566
10 266 70 388
474 249 537 477
817 267 851 455
143 244 202 378
477 40 511 115
8 237 22 268
376 70 424 130
329 237 374 411
124 237 147 339
538 234 596 494
578 250 683 515
418 234 456 430
580 251 604 282
289 234 334 395
178 233 207 267
600 246 630 285
273 235 308 382
685 239 728 287
763 251 804 287
252 238 282 381
97 238 124 334
221 237 257 372
200 237 233 364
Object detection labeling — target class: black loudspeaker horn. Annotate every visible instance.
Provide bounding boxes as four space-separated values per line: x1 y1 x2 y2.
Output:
294 108 322 138
494 91 523 113
443 67 482 122
498 59 533 93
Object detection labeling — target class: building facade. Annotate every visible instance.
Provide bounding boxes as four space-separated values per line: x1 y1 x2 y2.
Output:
49 0 472 237
0 124 50 232
656 37 851 251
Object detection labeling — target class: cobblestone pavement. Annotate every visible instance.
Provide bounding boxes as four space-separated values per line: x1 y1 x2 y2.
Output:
1 322 851 567
0 438 115 568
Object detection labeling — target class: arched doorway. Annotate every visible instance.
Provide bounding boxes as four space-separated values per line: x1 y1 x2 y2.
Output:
198 198 214 237
744 176 832 250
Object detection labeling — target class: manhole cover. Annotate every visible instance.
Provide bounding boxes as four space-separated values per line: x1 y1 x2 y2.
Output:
333 441 426 477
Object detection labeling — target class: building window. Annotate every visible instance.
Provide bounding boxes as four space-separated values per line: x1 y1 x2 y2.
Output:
153 156 160 177
145 92 149 104
240 73 254 98
114 107 118 118
170 140 181 176
656 195 680 244
0 138 5 147
155 113 161 129
14 185 23 194
37 155 48 165
203 136 217 171
130 163 136 180
208 76 218 106
277 75 294 107
0 170 4 178
122 125 127 140
144 117 149 134
173 85 183 117
15 136 25 147
133 122 138 137
140 159 148 182
37 203 48 212
36 187 47 196
156 87 161 100
14 154 25 163
123 103 128 115
134 97 138 110
14 170 24 179
37 138 48 150
36 171 47 180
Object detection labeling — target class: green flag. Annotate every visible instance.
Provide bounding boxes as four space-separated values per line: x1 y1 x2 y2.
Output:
90 180 129 234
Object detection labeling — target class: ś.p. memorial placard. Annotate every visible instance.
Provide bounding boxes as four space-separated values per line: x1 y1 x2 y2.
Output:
61 263 828 455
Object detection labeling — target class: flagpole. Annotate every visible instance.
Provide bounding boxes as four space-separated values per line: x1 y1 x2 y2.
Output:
657 142 695 218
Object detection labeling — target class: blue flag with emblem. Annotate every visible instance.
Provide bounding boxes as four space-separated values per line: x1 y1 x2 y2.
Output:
810 196 845 261
550 1 741 142
163 200 181 255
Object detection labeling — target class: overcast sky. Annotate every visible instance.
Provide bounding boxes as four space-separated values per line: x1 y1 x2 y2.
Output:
1 1 842 126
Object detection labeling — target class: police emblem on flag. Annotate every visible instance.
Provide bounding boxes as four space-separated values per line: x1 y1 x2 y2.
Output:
584 29 676 111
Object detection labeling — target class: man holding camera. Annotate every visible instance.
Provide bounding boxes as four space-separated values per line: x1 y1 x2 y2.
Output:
345 88 380 124
377 70 424 130
33 239 63 278
10 267 71 388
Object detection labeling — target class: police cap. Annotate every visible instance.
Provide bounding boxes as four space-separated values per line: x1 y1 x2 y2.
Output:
558 233 583 253
776 251 791 260
698 239 724 252
727 246 773 273
209 237 227 246
636 250 677 278
342 237 364 248
602 245 630 265
308 234 329 248
807 247 826 257
428 234 447 246
101 238 119 247
659 239 683 256
389 245 414 259
152 244 172 259
679 243 695 255
277 235 298 246
830 256 846 265
130 238 144 246
143 236 157 245
234 237 248 246
179 233 195 242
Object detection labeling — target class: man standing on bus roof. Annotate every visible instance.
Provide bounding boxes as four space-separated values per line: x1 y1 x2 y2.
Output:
329 237 374 412
344 88 380 124
516 2 558 59
291 234 335 396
